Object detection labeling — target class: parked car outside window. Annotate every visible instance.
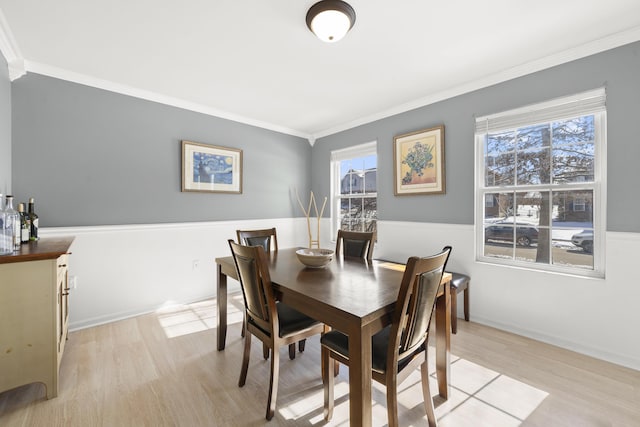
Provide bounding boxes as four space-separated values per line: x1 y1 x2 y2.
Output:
571 230 593 253
485 221 539 247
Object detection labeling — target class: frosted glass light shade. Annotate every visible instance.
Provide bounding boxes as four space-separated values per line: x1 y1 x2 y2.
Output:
306 1 356 43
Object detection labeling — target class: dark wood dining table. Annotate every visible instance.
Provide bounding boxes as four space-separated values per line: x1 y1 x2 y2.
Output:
215 248 452 426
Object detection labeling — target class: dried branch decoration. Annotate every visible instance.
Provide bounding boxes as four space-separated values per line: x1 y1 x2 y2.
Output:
295 190 327 248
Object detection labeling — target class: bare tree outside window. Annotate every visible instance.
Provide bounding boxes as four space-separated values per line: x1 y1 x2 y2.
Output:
482 114 598 272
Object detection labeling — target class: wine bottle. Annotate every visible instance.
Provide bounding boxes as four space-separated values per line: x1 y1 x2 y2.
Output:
18 203 30 243
0 195 10 255
28 197 39 241
4 195 21 251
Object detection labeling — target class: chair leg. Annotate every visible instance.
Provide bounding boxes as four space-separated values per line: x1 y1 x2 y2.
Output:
421 359 437 427
241 312 245 337
321 325 340 376
288 343 296 360
298 339 306 352
451 289 458 334
263 343 270 360
386 373 399 427
322 347 334 421
463 285 470 321
238 331 251 387
266 343 280 420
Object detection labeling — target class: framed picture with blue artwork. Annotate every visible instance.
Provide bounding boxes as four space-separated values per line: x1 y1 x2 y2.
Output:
181 140 243 193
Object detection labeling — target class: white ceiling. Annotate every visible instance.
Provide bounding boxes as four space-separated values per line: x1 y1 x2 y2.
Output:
1 1 640 142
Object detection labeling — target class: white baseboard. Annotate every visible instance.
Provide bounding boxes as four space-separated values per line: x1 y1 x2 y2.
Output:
376 220 640 371
471 315 640 371
41 218 640 372
41 218 306 331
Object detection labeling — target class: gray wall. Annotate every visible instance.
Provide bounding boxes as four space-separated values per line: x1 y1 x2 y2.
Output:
312 41 640 233
0 52 10 195
11 74 311 226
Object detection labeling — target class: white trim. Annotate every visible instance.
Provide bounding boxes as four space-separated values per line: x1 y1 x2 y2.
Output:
471 315 640 372
475 88 606 133
607 230 640 242
330 140 377 161
377 220 640 370
68 293 218 332
312 26 640 140
330 141 377 237
35 219 640 370
24 61 311 141
39 218 310 332
474 96 607 278
0 9 25 80
3 24 637 139
39 217 298 236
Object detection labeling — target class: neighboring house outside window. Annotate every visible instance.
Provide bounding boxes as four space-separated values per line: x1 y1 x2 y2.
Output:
331 142 377 239
475 89 606 277
573 197 586 212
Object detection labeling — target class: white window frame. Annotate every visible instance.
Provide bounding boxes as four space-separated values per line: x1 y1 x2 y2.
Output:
475 89 607 278
330 141 377 241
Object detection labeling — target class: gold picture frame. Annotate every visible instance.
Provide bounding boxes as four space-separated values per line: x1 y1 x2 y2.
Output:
393 125 445 195
181 140 243 194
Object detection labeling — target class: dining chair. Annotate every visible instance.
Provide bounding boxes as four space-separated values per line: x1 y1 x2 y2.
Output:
236 227 309 356
236 227 278 253
236 228 291 355
334 229 375 261
228 240 325 421
449 272 470 334
332 229 375 376
321 246 452 427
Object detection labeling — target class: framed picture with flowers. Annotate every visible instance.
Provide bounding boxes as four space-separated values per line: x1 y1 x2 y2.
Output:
393 125 445 195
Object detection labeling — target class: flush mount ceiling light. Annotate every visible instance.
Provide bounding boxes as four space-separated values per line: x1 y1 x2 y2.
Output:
306 0 356 43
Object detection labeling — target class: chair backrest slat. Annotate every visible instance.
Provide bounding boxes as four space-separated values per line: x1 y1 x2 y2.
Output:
335 230 375 261
237 228 278 253
228 240 276 334
393 246 452 362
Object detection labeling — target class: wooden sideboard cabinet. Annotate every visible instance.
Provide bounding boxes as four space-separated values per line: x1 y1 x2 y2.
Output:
0 237 75 398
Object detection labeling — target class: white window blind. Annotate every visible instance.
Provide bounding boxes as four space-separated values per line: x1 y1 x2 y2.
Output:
475 88 606 133
330 141 376 162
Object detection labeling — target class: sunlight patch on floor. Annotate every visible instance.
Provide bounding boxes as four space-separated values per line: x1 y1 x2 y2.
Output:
155 296 244 338
437 358 549 426
154 295 548 424
277 351 548 426
279 382 349 424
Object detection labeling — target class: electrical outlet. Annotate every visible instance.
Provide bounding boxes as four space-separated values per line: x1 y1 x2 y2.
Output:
192 260 200 270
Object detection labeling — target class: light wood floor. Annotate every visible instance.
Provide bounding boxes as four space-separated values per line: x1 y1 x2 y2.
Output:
1 294 639 426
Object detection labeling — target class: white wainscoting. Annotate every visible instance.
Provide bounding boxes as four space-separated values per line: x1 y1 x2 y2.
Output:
377 220 640 371
41 218 312 331
42 218 640 371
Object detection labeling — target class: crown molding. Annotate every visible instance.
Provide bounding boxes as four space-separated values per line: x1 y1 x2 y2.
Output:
4 19 639 144
24 60 312 141
0 8 25 80
311 25 640 141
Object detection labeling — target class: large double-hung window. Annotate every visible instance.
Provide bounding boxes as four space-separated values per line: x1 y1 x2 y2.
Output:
331 142 377 238
475 89 606 277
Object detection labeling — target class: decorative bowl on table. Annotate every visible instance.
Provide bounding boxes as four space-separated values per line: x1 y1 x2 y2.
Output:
296 248 334 268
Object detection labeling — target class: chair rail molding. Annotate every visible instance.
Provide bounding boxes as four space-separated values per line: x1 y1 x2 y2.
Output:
40 217 311 331
376 220 640 371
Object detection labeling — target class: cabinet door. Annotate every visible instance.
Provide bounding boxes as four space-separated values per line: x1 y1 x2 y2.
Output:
56 254 69 359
